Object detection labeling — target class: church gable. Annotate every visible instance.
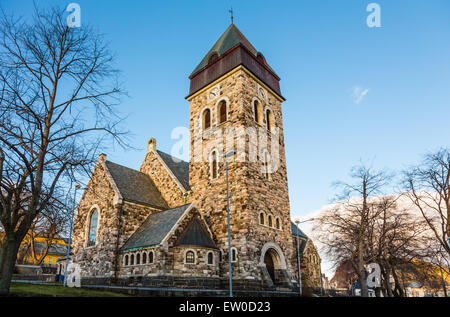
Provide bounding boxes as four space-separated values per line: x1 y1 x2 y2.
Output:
140 138 188 208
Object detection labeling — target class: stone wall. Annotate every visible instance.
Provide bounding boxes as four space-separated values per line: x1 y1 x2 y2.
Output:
172 246 220 277
300 240 322 289
119 247 163 276
72 156 121 278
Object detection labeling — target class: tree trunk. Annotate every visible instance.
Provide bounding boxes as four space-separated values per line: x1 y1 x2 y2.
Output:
359 269 369 297
382 264 394 297
0 237 20 295
391 269 404 297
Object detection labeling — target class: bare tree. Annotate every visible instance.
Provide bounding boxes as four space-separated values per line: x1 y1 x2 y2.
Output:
367 196 431 297
0 6 128 294
403 148 450 256
314 164 391 297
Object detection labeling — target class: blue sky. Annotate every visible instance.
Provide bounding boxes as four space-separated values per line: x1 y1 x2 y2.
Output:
4 0 450 221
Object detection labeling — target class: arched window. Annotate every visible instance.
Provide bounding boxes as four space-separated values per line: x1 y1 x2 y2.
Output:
136 253 141 265
185 250 195 264
87 208 98 247
149 251 154 263
124 255 129 266
207 251 214 265
130 254 134 266
254 100 262 124
218 100 227 124
266 109 274 132
210 150 218 179
268 215 273 227
142 252 147 264
203 108 211 130
275 217 281 230
259 212 265 225
231 248 238 263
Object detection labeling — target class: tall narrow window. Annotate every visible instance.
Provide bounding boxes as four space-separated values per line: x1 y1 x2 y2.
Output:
203 109 211 130
266 109 273 132
87 208 98 247
259 212 265 225
142 252 147 264
186 250 195 264
263 151 270 179
218 100 227 124
130 254 134 266
231 248 238 262
268 215 273 227
254 100 262 124
136 253 140 265
275 217 281 230
207 251 214 265
149 251 154 263
211 150 218 179
124 255 129 266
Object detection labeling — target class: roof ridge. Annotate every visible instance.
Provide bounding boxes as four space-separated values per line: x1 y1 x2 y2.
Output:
105 160 148 175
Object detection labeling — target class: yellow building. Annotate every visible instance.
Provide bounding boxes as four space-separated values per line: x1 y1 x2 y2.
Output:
7 231 68 267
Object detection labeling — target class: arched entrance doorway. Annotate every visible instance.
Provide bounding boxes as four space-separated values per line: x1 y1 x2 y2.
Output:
264 252 275 282
259 242 291 287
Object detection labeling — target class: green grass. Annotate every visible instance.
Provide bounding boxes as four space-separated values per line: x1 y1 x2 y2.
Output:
9 282 128 297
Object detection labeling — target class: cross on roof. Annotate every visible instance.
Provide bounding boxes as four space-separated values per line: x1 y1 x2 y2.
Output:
229 7 234 24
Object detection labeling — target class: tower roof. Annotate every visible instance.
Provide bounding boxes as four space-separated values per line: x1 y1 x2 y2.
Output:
187 24 283 100
191 24 258 76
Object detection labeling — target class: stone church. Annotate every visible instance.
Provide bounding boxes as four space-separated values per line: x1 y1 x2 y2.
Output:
71 23 307 291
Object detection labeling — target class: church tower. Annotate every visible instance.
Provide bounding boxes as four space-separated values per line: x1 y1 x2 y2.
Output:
186 24 296 288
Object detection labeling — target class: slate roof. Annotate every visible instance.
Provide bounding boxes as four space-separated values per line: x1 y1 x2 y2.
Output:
176 217 216 249
120 204 191 252
191 24 275 77
105 161 168 209
157 150 189 191
291 222 308 239
291 222 309 254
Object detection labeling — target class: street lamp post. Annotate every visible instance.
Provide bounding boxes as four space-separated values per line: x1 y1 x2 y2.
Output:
63 182 81 286
294 219 302 296
225 150 235 298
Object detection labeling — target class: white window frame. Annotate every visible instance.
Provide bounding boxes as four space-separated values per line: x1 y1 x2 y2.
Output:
184 249 196 265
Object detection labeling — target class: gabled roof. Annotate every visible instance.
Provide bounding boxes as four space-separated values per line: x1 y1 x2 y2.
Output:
120 204 191 252
191 24 258 76
156 150 189 191
105 161 168 209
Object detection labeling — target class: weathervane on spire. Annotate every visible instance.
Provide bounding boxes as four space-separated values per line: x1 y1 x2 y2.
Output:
229 7 234 24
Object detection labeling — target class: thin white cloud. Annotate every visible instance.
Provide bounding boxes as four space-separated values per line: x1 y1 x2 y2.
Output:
351 86 370 104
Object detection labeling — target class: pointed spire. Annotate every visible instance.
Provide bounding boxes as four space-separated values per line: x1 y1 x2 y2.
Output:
190 24 258 76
